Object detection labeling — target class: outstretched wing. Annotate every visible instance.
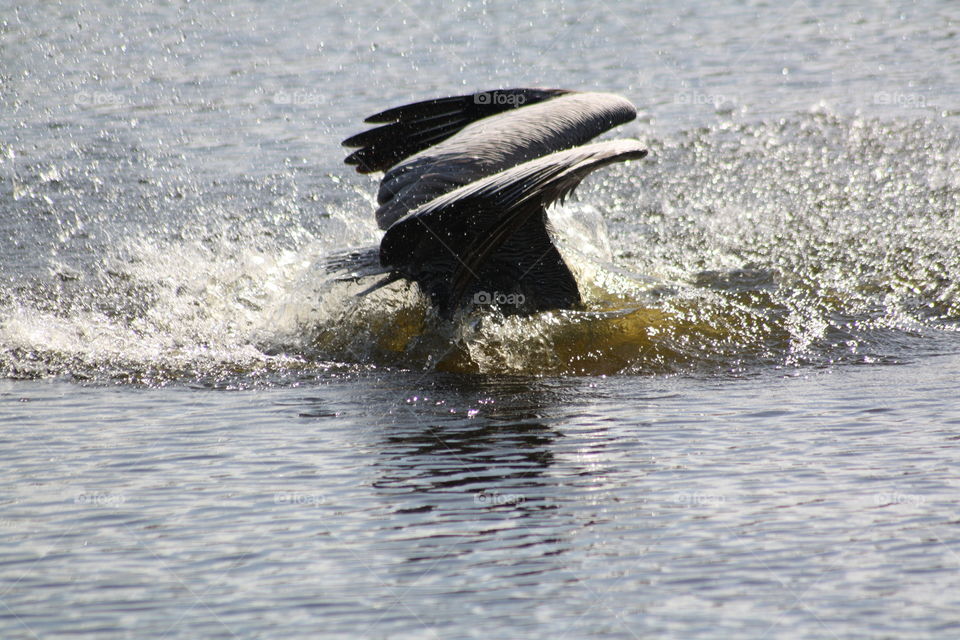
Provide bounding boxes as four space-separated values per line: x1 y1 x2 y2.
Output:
342 88 570 174
379 139 648 315
343 89 638 230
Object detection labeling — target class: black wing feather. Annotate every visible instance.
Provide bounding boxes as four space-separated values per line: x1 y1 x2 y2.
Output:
379 140 647 315
342 88 571 174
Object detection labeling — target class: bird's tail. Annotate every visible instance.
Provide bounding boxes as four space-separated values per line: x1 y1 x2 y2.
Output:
320 245 401 297
321 246 384 280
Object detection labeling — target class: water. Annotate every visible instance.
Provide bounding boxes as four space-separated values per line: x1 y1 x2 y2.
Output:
2 1 960 638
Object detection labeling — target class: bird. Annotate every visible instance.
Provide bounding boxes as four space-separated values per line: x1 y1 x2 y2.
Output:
333 88 647 318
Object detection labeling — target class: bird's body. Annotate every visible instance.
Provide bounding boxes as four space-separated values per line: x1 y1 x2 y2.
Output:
338 88 647 317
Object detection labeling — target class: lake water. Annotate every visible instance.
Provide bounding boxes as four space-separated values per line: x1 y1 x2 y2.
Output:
2 1 960 638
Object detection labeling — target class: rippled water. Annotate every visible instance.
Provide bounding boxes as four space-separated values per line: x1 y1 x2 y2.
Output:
2 1 960 638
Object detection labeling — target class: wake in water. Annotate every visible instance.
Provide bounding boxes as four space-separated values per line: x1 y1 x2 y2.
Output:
2 110 959 383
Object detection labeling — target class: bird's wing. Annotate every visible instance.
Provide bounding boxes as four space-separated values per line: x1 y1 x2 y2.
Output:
379 139 647 313
342 88 570 174
343 89 638 230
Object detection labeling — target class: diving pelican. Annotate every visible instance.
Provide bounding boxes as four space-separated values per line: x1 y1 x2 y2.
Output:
333 88 647 317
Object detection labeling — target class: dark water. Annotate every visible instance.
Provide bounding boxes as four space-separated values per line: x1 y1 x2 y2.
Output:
2 1 960 638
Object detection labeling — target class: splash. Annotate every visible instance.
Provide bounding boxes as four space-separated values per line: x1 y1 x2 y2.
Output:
2 112 959 383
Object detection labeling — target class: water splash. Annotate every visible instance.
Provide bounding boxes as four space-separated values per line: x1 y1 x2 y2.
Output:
2 112 958 383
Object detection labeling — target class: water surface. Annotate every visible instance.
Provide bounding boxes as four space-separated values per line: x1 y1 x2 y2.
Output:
2 1 959 638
